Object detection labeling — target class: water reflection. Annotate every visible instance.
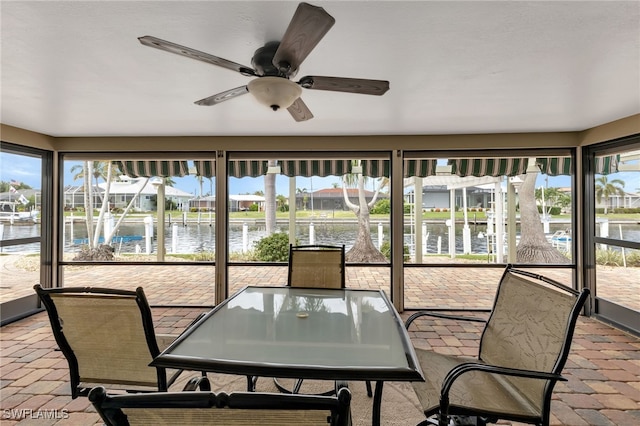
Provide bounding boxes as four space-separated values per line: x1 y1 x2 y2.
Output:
3 220 639 256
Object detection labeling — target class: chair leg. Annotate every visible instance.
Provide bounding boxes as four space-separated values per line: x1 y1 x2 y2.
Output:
247 376 257 392
197 375 211 391
365 380 373 397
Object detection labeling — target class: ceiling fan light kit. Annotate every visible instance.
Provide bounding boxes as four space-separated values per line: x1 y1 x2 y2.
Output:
247 77 302 111
139 2 389 121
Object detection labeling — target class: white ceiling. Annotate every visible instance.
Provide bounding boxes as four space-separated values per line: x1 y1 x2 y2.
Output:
2 1 639 138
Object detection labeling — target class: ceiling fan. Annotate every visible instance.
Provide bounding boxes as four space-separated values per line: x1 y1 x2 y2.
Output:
138 2 389 122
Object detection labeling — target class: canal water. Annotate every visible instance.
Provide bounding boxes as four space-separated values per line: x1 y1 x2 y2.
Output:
3 219 638 255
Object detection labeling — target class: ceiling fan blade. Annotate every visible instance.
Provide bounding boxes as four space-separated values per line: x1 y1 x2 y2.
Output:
195 86 249 106
272 3 335 77
139 36 256 76
298 76 389 95
287 98 314 121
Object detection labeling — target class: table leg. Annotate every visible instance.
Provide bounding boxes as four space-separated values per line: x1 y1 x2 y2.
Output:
372 380 384 426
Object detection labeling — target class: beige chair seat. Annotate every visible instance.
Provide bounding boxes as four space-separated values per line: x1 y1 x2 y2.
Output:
412 349 541 420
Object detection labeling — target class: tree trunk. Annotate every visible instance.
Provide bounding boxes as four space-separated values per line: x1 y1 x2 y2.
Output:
83 161 94 247
516 172 570 263
344 175 387 263
264 160 277 235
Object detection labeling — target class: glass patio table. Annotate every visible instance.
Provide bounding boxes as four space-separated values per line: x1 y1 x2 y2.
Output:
151 286 424 426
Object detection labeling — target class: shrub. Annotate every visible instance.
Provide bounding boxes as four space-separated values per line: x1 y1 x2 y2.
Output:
380 241 410 261
190 251 214 261
623 250 640 267
371 199 390 214
595 249 624 266
229 250 257 261
249 203 259 212
538 206 561 215
613 207 640 214
254 233 294 262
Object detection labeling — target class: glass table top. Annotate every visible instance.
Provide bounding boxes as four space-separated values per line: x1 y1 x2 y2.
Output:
153 286 423 381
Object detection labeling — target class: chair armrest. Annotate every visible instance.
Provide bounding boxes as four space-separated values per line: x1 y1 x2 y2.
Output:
405 310 489 330
441 362 566 399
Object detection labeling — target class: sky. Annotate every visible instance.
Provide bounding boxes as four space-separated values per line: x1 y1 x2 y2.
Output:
2 152 639 197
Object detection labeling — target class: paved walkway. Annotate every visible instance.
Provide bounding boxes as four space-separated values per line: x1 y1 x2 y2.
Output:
1 254 639 311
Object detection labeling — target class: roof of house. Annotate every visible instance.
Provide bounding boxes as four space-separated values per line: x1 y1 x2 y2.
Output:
304 188 389 199
96 177 193 197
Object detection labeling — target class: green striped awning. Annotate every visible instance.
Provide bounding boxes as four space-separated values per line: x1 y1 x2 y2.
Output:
536 157 573 176
449 158 528 177
228 160 269 178
279 160 352 177
361 160 390 178
404 159 438 177
193 160 216 178
595 155 620 175
116 161 189 177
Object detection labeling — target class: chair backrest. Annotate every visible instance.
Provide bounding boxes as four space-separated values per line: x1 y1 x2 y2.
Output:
478 267 589 413
89 385 352 426
287 244 345 289
34 285 165 398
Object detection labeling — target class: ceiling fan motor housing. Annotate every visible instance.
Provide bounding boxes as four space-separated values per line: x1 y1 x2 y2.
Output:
251 41 287 77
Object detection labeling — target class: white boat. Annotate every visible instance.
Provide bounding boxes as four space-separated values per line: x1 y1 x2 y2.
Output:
0 201 38 224
549 229 572 243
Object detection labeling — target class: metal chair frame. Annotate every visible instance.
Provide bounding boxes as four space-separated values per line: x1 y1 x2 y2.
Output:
405 265 589 426
89 385 352 426
34 285 209 398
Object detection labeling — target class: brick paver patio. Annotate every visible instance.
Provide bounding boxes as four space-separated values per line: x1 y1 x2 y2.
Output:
1 257 639 424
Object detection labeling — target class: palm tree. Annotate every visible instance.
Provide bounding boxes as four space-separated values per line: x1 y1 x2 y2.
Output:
264 160 277 234
71 161 120 204
341 162 387 262
595 176 625 214
276 194 288 212
534 186 571 215
296 187 308 210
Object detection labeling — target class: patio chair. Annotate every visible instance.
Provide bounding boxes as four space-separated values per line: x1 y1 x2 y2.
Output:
88 384 352 426
405 266 589 426
287 244 346 289
34 285 210 399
